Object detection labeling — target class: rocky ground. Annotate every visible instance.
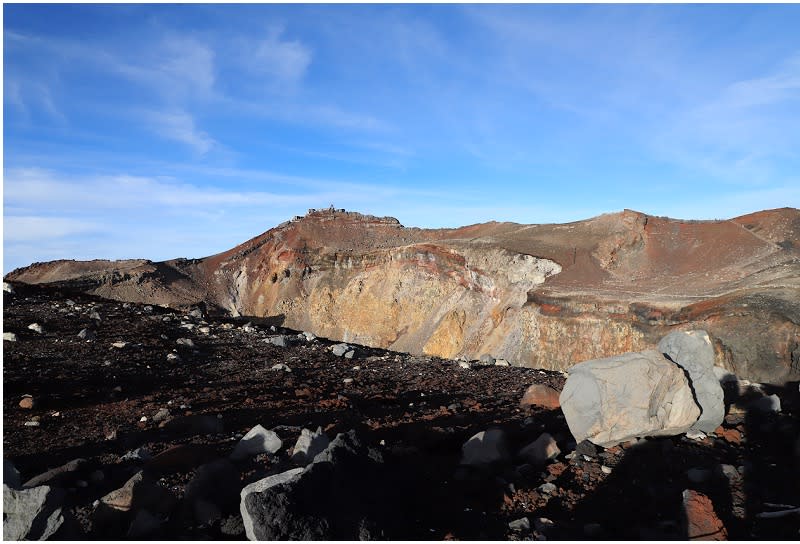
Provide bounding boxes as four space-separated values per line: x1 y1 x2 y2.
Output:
3 281 800 540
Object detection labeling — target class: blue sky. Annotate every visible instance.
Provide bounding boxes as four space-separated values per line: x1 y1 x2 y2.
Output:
4 4 800 273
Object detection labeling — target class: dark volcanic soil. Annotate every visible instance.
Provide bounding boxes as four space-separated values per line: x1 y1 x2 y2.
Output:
3 282 800 540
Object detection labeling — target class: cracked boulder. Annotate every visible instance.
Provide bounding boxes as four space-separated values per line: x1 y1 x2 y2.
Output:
658 330 725 433
560 350 701 447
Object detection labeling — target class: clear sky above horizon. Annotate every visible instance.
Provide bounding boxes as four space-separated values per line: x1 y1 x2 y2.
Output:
4 3 800 273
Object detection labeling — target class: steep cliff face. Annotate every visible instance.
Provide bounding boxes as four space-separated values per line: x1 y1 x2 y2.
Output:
7 208 800 384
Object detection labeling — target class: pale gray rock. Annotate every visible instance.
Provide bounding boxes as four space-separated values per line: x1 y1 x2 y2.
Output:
120 447 153 462
28 323 44 334
658 330 725 433
302 331 317 341
560 350 701 447
153 408 170 423
189 308 204 320
478 354 496 366
240 468 304 540
508 516 530 532
4 332 17 342
518 433 560 465
78 328 96 340
267 335 291 347
89 310 102 321
460 429 510 466
270 363 292 372
331 343 350 357
291 427 330 466
230 425 282 461
3 484 67 540
537 482 557 494
3 281 14 294
176 337 195 348
344 350 355 359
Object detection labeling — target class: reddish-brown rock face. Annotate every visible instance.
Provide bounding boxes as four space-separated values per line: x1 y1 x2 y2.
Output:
682 489 728 540
7 207 800 384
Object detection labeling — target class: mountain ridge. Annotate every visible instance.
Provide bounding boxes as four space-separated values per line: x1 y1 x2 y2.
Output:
7 207 800 384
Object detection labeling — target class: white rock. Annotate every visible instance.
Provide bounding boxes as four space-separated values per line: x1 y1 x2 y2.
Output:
4 332 18 342
112 341 128 349
291 427 330 466
560 350 701 448
176 338 195 348
230 425 282 461
28 323 44 334
3 282 14 294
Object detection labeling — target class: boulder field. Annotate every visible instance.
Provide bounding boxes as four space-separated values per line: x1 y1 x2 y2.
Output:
6 207 800 383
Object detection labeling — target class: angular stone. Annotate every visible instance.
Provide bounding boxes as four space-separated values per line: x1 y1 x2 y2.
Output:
3 282 14 293
3 332 17 342
519 384 561 409
291 427 331 466
3 484 66 540
681 489 727 540
78 328 96 340
518 433 560 465
23 458 87 488
479 354 496 366
176 338 195 348
28 323 44 334
331 343 350 357
18 395 35 410
240 468 305 540
508 516 530 532
271 363 292 372
267 335 291 347
96 470 175 515
659 330 725 433
461 429 510 466
241 430 393 540
230 425 282 461
560 350 701 447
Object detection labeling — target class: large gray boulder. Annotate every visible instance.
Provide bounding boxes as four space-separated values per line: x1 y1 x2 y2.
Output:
658 330 725 433
560 350 701 447
240 468 304 540
3 484 67 540
241 430 401 540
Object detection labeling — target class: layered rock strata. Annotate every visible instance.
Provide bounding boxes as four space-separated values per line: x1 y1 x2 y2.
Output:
7 207 800 383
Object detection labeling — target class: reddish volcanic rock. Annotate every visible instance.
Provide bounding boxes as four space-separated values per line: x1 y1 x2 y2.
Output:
682 489 728 540
519 384 561 409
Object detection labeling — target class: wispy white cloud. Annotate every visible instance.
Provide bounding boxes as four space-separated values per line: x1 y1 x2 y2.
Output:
3 216 100 243
146 110 217 155
248 25 312 86
652 52 800 184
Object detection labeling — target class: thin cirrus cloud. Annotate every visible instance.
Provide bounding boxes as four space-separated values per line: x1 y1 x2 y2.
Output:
4 5 799 272
146 110 217 155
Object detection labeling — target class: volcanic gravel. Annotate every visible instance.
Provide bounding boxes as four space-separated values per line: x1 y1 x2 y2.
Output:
3 282 799 540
